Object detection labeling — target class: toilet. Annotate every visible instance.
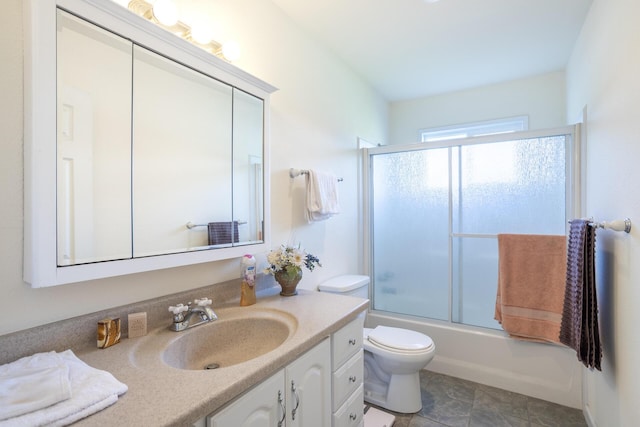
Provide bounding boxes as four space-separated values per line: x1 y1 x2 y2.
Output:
318 275 436 414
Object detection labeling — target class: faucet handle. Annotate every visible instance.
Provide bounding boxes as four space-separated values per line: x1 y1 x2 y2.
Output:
194 298 212 307
169 304 189 315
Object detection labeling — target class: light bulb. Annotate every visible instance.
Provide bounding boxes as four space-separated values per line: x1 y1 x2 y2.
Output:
222 41 240 62
191 23 213 45
153 0 178 26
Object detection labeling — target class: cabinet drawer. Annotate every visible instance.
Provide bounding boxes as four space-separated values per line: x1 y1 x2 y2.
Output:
332 317 364 368
332 384 364 427
332 350 363 411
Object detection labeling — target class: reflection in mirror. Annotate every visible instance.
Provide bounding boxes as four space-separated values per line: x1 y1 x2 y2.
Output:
56 10 133 266
233 89 265 245
132 47 233 257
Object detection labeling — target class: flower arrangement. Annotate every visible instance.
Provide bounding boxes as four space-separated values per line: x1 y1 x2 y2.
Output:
265 244 322 278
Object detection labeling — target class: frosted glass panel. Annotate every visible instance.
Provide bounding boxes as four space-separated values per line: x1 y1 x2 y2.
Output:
454 137 566 235
452 237 499 328
371 149 449 321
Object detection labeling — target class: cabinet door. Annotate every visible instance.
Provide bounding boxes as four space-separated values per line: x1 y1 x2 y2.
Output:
286 338 331 427
208 370 285 427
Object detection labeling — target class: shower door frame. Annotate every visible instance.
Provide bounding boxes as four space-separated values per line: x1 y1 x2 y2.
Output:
362 124 581 328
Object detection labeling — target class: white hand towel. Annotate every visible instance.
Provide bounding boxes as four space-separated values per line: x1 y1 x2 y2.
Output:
0 350 128 427
0 352 71 420
305 170 340 222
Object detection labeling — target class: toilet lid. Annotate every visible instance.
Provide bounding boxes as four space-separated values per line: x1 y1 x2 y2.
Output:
367 326 433 352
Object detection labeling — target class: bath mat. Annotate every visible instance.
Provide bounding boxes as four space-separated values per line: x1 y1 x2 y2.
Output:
364 404 395 427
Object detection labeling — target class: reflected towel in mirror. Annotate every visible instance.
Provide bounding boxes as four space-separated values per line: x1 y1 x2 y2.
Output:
208 221 239 245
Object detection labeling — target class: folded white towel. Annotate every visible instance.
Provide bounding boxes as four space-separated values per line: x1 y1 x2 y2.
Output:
305 170 340 222
0 352 71 420
0 350 128 427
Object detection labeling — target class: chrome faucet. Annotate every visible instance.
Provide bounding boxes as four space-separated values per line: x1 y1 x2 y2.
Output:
168 298 218 332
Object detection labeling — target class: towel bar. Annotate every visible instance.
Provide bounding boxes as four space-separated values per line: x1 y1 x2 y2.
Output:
186 221 247 229
289 168 343 182
569 218 632 233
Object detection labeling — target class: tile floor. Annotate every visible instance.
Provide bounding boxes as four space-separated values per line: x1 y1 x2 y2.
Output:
368 370 588 427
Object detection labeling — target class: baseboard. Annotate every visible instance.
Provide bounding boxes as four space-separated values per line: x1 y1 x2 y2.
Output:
583 403 596 427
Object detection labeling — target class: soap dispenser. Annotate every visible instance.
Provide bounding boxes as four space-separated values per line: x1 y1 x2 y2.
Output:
240 254 257 306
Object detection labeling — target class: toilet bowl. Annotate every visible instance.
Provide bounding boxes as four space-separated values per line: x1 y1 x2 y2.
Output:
363 326 435 413
318 275 436 413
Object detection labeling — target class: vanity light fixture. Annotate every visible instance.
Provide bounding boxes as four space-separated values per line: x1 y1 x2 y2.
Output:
150 0 178 26
221 41 241 62
127 0 240 62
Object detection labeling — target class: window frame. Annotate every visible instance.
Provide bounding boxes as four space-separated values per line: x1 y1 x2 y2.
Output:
419 115 529 143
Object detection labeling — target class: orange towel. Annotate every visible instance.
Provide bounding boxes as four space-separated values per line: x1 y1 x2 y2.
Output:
495 234 567 343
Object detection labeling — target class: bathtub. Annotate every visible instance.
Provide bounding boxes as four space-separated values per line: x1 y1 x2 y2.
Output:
365 309 583 409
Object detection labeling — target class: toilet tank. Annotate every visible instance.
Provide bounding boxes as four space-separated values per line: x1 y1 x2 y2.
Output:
318 275 369 299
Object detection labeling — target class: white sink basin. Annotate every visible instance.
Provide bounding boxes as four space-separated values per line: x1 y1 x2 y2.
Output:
132 307 298 371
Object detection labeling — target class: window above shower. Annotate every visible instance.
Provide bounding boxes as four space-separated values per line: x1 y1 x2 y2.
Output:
419 116 529 142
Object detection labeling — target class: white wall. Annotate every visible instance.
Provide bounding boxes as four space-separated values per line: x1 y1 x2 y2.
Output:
226 0 389 289
566 0 640 425
389 71 566 144
0 0 387 336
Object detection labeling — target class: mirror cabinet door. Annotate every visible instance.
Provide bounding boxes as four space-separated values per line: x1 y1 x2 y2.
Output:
28 1 275 286
233 89 265 245
53 6 268 276
132 47 234 257
56 10 133 266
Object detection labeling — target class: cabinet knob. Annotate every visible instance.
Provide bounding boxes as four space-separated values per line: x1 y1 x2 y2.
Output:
349 412 358 421
349 375 357 383
348 338 357 345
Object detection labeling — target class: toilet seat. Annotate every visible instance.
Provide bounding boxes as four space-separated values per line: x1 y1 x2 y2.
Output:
367 326 434 353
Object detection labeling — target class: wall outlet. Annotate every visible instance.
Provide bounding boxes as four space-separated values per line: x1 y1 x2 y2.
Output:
128 312 147 338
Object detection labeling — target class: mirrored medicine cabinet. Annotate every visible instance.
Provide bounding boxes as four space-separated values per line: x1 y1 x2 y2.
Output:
24 0 277 287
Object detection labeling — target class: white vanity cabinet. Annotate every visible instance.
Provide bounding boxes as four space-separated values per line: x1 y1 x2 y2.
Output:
331 317 365 427
208 338 331 427
208 370 286 427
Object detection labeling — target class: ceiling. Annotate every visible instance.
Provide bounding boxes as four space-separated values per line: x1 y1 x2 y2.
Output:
270 0 593 101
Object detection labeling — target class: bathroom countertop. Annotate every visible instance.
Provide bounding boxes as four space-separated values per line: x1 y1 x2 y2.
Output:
72 288 368 426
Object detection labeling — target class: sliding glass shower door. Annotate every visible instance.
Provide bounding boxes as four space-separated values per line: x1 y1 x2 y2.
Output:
371 148 451 321
367 129 574 330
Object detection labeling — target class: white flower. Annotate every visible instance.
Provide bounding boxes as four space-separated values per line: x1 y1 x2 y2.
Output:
265 244 321 275
291 251 304 267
